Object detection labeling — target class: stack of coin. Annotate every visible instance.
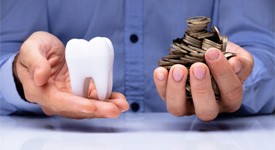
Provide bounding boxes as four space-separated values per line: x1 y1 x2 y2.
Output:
158 16 236 101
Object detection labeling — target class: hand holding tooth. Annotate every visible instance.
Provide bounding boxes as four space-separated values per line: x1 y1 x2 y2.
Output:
13 31 129 119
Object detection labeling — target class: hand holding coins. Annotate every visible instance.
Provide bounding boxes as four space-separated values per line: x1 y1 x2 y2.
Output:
158 16 236 101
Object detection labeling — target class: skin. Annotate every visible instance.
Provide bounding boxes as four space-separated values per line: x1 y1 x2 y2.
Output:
13 31 129 119
14 31 253 121
154 42 253 121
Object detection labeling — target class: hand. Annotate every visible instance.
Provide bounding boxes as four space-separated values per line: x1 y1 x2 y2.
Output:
14 31 129 119
154 42 253 121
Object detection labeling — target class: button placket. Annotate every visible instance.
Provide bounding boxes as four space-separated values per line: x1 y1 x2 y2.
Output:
124 0 144 112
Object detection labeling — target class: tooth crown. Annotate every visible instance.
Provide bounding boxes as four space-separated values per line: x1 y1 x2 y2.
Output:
65 37 114 100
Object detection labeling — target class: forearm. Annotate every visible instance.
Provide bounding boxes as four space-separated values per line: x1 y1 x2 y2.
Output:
216 0 275 115
0 0 50 115
239 46 275 115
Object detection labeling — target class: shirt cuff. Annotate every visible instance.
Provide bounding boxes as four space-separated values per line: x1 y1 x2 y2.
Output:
0 54 43 114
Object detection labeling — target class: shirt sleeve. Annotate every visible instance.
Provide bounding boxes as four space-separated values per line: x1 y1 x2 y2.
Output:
0 0 49 115
0 54 43 115
216 0 275 115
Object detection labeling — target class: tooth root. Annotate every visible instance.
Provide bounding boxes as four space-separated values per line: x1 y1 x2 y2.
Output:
92 73 108 100
69 74 88 98
65 37 114 100
83 77 92 98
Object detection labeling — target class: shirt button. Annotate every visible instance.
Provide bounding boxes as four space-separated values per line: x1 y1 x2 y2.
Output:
130 102 140 112
130 34 139 43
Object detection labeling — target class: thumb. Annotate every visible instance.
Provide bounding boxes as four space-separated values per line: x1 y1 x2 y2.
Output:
18 34 53 86
228 56 253 83
32 57 51 86
18 49 51 86
226 42 254 83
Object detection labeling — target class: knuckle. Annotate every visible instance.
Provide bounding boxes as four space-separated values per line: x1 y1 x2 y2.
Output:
227 105 241 113
223 85 243 102
222 86 243 113
21 39 33 52
24 91 37 103
47 105 58 114
61 112 83 119
115 92 126 99
156 87 166 101
156 88 166 101
43 111 53 116
80 102 97 114
109 113 120 118
24 94 33 102
41 107 55 116
215 70 229 79
160 94 166 101
101 104 121 118
196 110 218 121
121 102 130 112
192 88 210 97
223 102 241 113
167 107 186 117
106 108 120 118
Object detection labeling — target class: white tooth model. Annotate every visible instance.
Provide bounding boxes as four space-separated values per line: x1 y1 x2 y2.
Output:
65 37 114 100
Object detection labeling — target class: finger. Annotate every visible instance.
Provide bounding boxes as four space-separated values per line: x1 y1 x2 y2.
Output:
153 67 168 101
87 81 129 113
190 62 219 121
106 92 129 112
205 48 242 112
43 89 122 119
226 41 253 62
166 64 190 116
228 56 253 83
226 42 254 83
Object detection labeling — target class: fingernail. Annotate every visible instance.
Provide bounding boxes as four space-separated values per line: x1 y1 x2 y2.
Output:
157 71 165 81
193 66 206 80
207 48 220 61
235 60 242 74
173 67 184 82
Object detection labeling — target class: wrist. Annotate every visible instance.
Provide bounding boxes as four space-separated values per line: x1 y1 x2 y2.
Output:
12 53 27 101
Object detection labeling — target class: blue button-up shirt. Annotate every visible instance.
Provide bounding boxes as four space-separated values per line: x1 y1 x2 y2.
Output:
1 0 274 115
